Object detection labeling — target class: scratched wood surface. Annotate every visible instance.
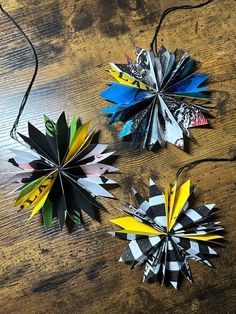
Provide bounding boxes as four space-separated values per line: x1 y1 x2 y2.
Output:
0 0 235 313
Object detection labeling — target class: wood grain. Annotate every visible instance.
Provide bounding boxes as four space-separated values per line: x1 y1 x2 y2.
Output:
0 0 235 313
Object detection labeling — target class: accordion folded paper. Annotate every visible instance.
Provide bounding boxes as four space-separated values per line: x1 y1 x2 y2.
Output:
100 47 210 151
109 179 224 289
9 112 118 229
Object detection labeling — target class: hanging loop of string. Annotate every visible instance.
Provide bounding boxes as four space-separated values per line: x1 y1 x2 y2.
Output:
176 155 236 181
0 4 38 143
149 0 214 54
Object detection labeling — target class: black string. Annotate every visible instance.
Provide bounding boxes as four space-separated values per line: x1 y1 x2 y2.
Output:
150 0 214 54
0 4 39 143
176 155 236 181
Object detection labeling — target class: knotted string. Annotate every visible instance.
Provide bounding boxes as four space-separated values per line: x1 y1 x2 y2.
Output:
150 0 214 54
0 4 38 143
176 155 236 181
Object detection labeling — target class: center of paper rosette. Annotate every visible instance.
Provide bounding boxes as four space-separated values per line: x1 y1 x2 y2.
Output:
166 230 174 237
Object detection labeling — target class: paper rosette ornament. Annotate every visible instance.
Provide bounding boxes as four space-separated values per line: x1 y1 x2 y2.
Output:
9 112 118 229
100 47 210 150
110 179 224 289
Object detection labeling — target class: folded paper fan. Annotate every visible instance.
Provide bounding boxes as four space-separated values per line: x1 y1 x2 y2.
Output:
100 46 210 151
109 178 224 289
9 112 118 229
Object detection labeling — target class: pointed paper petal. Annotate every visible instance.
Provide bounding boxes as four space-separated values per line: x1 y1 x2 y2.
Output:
69 114 77 145
110 217 165 235
64 121 91 163
169 180 190 230
78 178 114 198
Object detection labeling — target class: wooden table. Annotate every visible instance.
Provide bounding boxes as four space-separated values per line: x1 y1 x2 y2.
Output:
0 1 235 313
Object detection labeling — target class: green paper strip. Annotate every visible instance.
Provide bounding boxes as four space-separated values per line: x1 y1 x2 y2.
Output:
16 176 46 201
69 114 77 145
70 210 81 225
42 198 53 229
44 114 56 137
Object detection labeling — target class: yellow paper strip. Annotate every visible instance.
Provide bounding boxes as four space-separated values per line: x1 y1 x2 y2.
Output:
64 121 91 164
15 176 46 206
165 180 169 229
179 234 223 241
109 64 151 91
29 190 50 219
169 180 190 230
114 229 164 236
110 217 165 235
168 183 177 228
17 172 57 212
